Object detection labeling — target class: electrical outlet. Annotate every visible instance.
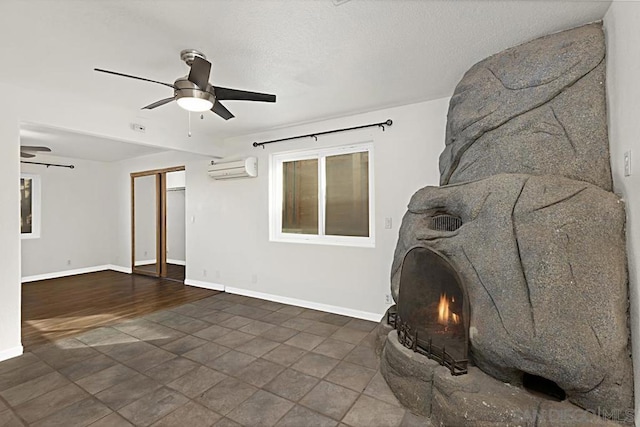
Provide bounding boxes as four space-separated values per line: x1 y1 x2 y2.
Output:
144 251 148 257
385 294 393 304
203 269 207 277
67 259 71 266
624 150 632 177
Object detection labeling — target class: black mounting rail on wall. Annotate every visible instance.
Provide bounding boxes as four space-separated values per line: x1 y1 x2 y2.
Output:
21 161 75 169
252 119 393 148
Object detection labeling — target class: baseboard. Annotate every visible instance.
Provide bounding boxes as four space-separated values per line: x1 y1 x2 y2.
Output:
184 279 225 291
167 259 186 266
0 345 23 363
225 286 384 322
108 265 132 274
21 265 113 283
134 260 157 266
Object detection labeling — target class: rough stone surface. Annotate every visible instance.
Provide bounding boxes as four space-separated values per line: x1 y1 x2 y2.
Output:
439 23 612 191
432 364 618 427
390 174 632 417
536 401 624 427
380 331 437 417
380 331 619 427
432 365 541 426
373 308 394 357
381 332 619 426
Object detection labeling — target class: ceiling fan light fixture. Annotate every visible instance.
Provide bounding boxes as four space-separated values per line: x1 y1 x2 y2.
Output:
175 79 215 112
177 96 213 112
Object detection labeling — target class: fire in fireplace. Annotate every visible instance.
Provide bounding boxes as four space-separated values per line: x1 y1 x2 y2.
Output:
388 246 468 375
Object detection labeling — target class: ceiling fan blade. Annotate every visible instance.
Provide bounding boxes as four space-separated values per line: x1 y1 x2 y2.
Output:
20 146 51 152
188 56 211 90
211 101 235 120
20 152 35 158
214 86 276 103
142 97 175 110
94 68 175 89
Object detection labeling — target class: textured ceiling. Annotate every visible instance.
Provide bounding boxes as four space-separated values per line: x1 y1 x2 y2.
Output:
0 0 612 145
20 124 167 162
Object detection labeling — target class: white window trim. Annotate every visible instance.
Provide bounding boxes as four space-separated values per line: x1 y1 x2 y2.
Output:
269 141 375 248
20 173 41 240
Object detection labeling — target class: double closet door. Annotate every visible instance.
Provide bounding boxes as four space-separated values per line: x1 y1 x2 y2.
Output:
131 166 185 278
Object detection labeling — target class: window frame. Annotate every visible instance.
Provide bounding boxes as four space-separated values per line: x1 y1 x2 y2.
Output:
269 141 375 248
20 173 41 240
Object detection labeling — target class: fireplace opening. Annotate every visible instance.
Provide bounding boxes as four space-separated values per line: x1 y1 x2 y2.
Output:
389 246 469 375
522 373 566 401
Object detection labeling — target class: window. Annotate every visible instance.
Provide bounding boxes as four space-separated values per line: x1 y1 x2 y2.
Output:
270 142 374 247
20 173 41 239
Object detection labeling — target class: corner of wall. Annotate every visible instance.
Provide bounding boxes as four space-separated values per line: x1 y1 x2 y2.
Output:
604 3 640 422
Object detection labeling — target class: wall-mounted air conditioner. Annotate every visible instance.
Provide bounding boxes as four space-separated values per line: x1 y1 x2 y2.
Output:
208 157 258 180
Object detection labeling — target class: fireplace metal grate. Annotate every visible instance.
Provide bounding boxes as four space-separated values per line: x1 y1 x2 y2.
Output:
429 214 462 232
388 307 468 376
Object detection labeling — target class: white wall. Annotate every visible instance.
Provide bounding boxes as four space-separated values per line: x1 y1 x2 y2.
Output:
0 86 23 360
604 4 640 422
166 189 186 264
20 155 116 279
184 99 449 318
166 170 186 190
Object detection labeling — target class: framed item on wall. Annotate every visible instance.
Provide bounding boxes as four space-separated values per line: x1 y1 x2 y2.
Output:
20 173 41 239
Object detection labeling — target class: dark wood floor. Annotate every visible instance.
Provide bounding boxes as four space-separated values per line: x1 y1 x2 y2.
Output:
166 263 185 282
22 270 216 349
134 263 186 282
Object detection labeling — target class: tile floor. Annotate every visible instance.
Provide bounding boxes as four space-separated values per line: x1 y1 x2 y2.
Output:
0 292 431 426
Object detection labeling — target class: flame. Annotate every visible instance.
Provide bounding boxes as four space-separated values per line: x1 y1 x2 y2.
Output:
451 312 460 324
437 293 461 326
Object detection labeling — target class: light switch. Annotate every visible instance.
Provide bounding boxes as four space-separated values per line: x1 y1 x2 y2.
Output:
384 217 393 229
624 151 632 177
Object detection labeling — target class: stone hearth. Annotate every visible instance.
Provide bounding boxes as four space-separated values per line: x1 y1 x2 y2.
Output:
380 22 633 425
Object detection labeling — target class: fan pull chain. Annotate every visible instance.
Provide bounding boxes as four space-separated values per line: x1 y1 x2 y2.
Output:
188 112 192 137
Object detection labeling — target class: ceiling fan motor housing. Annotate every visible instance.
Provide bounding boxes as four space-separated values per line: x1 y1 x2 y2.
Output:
180 49 207 67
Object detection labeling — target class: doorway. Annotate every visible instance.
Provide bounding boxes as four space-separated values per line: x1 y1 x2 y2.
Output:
165 170 186 282
131 166 186 281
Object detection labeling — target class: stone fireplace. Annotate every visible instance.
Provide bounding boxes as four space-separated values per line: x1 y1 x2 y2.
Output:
378 22 633 425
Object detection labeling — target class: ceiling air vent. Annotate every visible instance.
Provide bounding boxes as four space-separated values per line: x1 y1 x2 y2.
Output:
429 214 463 232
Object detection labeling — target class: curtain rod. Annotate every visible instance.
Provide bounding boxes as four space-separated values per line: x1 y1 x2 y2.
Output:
21 160 75 169
252 119 392 148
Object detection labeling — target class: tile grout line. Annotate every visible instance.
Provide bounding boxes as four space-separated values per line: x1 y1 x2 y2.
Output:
0 393 29 427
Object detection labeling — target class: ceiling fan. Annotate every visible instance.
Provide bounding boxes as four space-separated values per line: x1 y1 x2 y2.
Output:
94 49 276 120
20 146 51 158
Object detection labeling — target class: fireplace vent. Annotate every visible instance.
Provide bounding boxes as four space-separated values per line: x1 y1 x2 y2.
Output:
429 214 462 232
